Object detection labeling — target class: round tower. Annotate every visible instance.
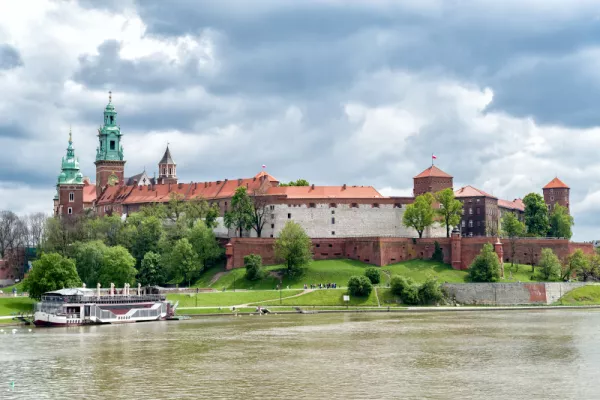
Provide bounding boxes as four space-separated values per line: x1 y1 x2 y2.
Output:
543 177 570 214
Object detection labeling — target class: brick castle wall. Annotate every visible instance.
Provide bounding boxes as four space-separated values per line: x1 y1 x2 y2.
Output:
225 236 594 270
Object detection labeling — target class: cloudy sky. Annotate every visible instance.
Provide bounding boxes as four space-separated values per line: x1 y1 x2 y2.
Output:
1 0 599 240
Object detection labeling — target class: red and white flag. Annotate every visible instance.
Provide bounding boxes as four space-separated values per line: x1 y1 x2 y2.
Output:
262 164 266 169
432 154 437 160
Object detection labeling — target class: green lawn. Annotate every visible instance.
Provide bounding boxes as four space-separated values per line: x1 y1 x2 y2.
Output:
556 285 600 305
257 288 379 307
0 297 36 316
167 290 302 307
0 282 25 294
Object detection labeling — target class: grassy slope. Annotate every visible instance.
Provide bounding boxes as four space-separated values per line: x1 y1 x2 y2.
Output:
0 297 36 316
167 290 302 307
0 282 25 293
557 285 600 305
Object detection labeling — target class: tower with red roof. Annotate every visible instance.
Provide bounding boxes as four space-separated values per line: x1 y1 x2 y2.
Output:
413 165 453 196
543 177 570 213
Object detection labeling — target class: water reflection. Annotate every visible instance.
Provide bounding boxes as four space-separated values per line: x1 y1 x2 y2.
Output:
0 311 599 399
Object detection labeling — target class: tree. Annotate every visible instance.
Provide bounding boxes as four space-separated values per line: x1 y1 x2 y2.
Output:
166 193 186 222
468 243 501 282
431 241 444 263
435 188 463 238
250 190 269 238
138 203 168 219
138 251 164 286
182 198 219 229
224 187 253 237
126 214 163 266
84 215 124 246
418 277 444 305
244 254 263 281
401 283 420 305
523 193 549 237
563 249 589 281
548 204 574 239
364 267 381 284
536 248 562 281
170 238 200 287
23 253 81 300
582 253 600 282
42 215 88 256
24 212 46 249
347 275 373 297
274 221 312 277
187 220 222 268
97 245 137 288
279 179 310 187
390 276 414 297
70 240 107 287
0 211 25 257
501 212 525 274
402 193 435 238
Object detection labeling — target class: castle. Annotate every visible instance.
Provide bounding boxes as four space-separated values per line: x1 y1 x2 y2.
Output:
53 95 570 239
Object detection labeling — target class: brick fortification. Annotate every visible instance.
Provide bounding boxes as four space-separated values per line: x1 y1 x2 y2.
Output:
225 236 594 270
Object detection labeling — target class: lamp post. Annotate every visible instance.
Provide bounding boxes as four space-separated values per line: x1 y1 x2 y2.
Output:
279 279 282 305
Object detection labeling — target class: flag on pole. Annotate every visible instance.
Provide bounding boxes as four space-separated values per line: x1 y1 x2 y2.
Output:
432 154 437 160
262 164 266 169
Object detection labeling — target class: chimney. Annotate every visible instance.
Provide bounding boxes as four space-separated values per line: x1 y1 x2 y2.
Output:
238 178 242 186
138 185 142 191
133 179 138 186
168 183 171 191
178 183 182 189
311 184 315 190
343 184 347 190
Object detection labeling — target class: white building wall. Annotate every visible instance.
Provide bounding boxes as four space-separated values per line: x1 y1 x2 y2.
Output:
241 203 446 239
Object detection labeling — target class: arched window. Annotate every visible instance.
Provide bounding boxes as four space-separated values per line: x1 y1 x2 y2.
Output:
169 168 172 175
69 192 74 202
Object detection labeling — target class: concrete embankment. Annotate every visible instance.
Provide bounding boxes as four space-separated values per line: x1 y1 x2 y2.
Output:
442 282 592 306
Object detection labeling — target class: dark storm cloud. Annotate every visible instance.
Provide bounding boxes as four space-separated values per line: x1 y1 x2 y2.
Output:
0 44 23 70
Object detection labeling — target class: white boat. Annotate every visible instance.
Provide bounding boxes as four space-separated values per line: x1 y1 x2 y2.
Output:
33 285 176 327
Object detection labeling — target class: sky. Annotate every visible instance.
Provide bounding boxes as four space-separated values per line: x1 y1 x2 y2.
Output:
0 0 599 241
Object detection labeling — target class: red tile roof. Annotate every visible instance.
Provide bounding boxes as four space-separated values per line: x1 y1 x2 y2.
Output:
498 198 525 212
83 182 97 204
414 165 453 179
543 177 569 189
454 185 497 199
267 185 383 199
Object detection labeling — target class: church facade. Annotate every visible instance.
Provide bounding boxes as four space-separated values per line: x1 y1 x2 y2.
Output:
53 95 570 239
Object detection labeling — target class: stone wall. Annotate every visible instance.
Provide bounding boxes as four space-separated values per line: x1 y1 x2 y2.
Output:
225 236 594 270
442 282 588 305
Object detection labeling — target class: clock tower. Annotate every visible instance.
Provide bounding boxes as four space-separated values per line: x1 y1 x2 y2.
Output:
95 91 126 198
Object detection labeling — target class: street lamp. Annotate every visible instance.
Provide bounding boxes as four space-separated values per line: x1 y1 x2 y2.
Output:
279 279 282 305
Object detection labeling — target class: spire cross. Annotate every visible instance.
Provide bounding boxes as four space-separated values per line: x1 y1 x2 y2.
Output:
69 125 72 143
108 91 112 103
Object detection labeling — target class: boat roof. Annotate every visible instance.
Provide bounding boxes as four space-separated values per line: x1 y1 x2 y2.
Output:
45 288 94 296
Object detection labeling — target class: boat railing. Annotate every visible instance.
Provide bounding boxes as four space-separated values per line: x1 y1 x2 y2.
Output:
41 294 166 304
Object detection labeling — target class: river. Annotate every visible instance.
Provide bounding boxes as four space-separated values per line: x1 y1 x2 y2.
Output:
1 310 599 399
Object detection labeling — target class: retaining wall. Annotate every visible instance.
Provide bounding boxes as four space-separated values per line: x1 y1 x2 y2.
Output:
442 282 589 305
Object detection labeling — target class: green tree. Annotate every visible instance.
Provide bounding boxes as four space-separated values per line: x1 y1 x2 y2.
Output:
97 245 137 288
42 215 88 256
138 203 168 219
84 215 124 246
250 190 269 238
70 240 107 287
170 238 200 287
468 243 501 282
138 251 164 286
23 253 81 300
435 188 463 238
401 284 420 305
224 187 253 237
182 198 219 229
390 276 414 297
244 254 263 281
279 179 310 187
501 212 526 274
402 193 435 238
536 248 562 281
187 220 222 268
364 267 381 284
274 221 312 277
431 241 444 263
127 214 164 266
418 277 444 305
548 204 574 239
347 275 373 297
166 193 186 222
563 249 589 281
582 253 600 282
523 193 549 237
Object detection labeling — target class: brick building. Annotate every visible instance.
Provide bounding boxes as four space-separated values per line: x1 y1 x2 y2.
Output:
53 94 570 239
543 177 570 213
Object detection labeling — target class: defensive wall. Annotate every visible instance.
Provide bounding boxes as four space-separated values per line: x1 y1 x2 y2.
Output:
442 282 590 305
225 235 595 270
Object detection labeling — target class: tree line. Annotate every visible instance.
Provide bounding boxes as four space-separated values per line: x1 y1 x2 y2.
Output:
401 188 574 239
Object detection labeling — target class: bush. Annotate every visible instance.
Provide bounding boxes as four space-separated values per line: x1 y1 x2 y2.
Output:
536 248 562 281
431 241 444 263
468 243 501 282
390 276 414 297
244 254 263 281
418 277 444 304
364 267 381 284
347 275 373 297
401 284 420 305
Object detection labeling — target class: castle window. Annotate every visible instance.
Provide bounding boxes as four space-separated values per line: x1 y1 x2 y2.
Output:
394 203 402 208
331 217 335 224
309 203 316 208
461 220 465 228
476 207 480 215
68 207 73 215
271 224 274 229
270 205 275 211
288 213 291 219
550 196 554 201
110 140 115 150
69 192 74 202
332 231 335 235
468 220 473 228
469 208 473 215
351 203 358 208
329 203 337 208
372 203 380 208
331 210 335 215
163 168 166 175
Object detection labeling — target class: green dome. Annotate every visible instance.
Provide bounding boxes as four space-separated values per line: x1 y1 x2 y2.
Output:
58 172 67 182
105 103 115 111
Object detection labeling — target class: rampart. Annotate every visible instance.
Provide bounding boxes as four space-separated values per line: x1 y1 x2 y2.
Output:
225 236 594 270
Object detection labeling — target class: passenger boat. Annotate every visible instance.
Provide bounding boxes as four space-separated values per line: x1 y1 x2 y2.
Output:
33 284 177 327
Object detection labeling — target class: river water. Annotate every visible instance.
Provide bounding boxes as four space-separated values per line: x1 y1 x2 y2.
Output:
1 310 599 399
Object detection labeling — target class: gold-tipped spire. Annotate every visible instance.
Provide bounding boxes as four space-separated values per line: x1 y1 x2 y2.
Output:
108 90 112 103
69 125 72 143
